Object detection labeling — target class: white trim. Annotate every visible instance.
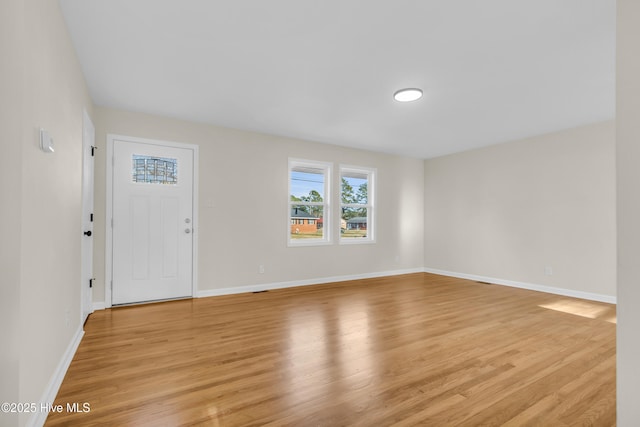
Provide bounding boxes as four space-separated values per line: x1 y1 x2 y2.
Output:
105 136 113 308
191 145 199 300
92 302 106 311
197 268 423 298
105 134 199 308
80 109 95 325
27 326 84 427
423 267 617 304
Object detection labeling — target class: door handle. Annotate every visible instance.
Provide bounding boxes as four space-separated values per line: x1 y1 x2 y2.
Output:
84 230 92 237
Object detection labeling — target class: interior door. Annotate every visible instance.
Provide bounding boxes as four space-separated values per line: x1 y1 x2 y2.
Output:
81 110 95 323
112 139 194 305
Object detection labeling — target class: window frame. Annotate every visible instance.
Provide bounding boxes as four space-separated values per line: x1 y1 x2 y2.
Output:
339 165 376 244
288 158 332 246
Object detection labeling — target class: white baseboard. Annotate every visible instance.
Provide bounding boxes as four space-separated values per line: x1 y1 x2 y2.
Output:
94 267 616 307
27 326 84 427
423 267 616 304
90 269 424 304
197 268 424 298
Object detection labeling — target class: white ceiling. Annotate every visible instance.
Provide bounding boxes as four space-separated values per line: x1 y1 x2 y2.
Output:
59 0 615 159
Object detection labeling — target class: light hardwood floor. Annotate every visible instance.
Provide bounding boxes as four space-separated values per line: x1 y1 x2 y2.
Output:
45 273 616 426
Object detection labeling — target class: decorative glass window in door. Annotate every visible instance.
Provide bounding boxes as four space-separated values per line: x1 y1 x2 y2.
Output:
132 155 178 184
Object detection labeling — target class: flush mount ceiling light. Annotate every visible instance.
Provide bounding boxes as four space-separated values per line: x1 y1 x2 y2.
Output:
393 88 423 102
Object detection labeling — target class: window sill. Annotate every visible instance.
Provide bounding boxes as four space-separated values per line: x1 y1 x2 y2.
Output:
288 239 333 247
339 238 376 245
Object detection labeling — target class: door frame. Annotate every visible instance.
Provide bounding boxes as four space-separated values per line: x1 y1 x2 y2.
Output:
81 109 95 323
105 134 199 308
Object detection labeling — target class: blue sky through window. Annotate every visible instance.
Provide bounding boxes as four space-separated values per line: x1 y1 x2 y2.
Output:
291 172 367 199
345 177 367 198
341 172 368 205
290 171 324 199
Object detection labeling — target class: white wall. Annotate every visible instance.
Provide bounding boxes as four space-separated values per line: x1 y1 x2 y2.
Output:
424 121 616 300
92 107 425 303
0 0 94 426
0 1 24 425
617 1 640 424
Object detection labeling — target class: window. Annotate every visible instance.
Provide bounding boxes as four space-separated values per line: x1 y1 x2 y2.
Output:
289 159 331 245
132 155 177 184
340 166 375 243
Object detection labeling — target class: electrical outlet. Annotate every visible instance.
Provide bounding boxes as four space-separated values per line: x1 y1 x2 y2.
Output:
259 265 265 274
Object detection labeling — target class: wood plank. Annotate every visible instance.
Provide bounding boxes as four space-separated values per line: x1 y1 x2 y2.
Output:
45 273 616 426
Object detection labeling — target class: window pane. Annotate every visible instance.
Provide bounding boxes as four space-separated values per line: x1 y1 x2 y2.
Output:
341 207 367 238
290 167 325 201
290 205 324 239
132 155 178 184
341 172 368 204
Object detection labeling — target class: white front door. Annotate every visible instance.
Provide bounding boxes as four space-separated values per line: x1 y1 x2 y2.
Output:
112 139 194 305
81 110 95 323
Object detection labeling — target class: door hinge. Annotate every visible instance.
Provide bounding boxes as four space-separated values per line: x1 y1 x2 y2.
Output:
89 278 94 288
91 145 97 156
90 213 94 222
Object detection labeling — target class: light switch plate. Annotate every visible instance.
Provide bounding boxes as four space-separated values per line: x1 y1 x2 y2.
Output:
40 128 54 153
